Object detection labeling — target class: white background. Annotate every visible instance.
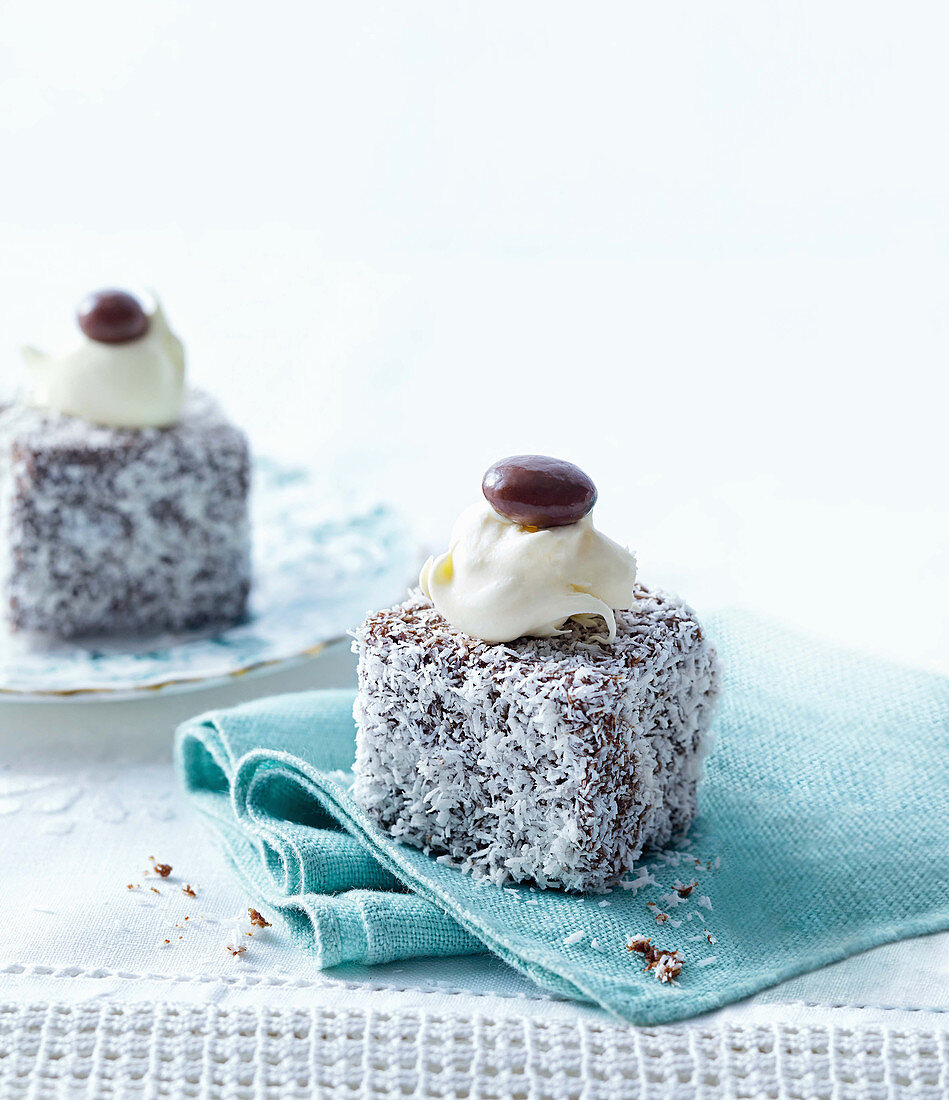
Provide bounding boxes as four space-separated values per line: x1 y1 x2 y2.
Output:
1 0 946 671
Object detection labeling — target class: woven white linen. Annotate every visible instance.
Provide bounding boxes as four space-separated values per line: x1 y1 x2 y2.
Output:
2 1001 948 1100
1 641 946 1099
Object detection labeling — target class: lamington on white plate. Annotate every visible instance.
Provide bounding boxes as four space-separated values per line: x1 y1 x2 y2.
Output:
0 289 251 638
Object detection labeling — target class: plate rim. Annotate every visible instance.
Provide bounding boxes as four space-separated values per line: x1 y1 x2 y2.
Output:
0 638 336 703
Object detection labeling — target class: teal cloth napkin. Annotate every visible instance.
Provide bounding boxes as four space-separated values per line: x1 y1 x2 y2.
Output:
175 611 949 1025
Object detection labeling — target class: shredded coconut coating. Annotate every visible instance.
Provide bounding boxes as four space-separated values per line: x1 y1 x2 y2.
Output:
0 391 251 637
353 585 721 892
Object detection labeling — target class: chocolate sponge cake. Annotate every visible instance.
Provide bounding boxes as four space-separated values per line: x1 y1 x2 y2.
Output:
0 390 251 637
353 456 721 891
353 585 719 892
1 289 251 638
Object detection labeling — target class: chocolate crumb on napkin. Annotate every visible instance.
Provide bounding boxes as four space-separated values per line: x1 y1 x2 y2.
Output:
175 612 949 1025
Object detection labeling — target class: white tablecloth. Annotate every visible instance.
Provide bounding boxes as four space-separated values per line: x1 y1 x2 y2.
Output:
1 640 946 1099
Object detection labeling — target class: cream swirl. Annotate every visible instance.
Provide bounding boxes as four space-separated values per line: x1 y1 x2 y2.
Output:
419 501 637 643
21 300 185 428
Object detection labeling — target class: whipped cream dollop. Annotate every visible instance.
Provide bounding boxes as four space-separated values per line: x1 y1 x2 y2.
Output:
419 501 637 644
21 300 185 428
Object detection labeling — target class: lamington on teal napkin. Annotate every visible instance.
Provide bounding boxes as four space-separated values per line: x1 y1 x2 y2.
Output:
175 612 949 1026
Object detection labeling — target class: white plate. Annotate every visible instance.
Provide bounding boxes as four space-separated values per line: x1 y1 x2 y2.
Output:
0 458 416 700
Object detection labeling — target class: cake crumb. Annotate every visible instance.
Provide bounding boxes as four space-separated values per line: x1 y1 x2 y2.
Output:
150 859 173 878
653 952 684 983
705 930 717 944
183 885 197 898
626 936 684 983
248 908 271 928
150 887 160 895
674 879 697 898
225 945 247 958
